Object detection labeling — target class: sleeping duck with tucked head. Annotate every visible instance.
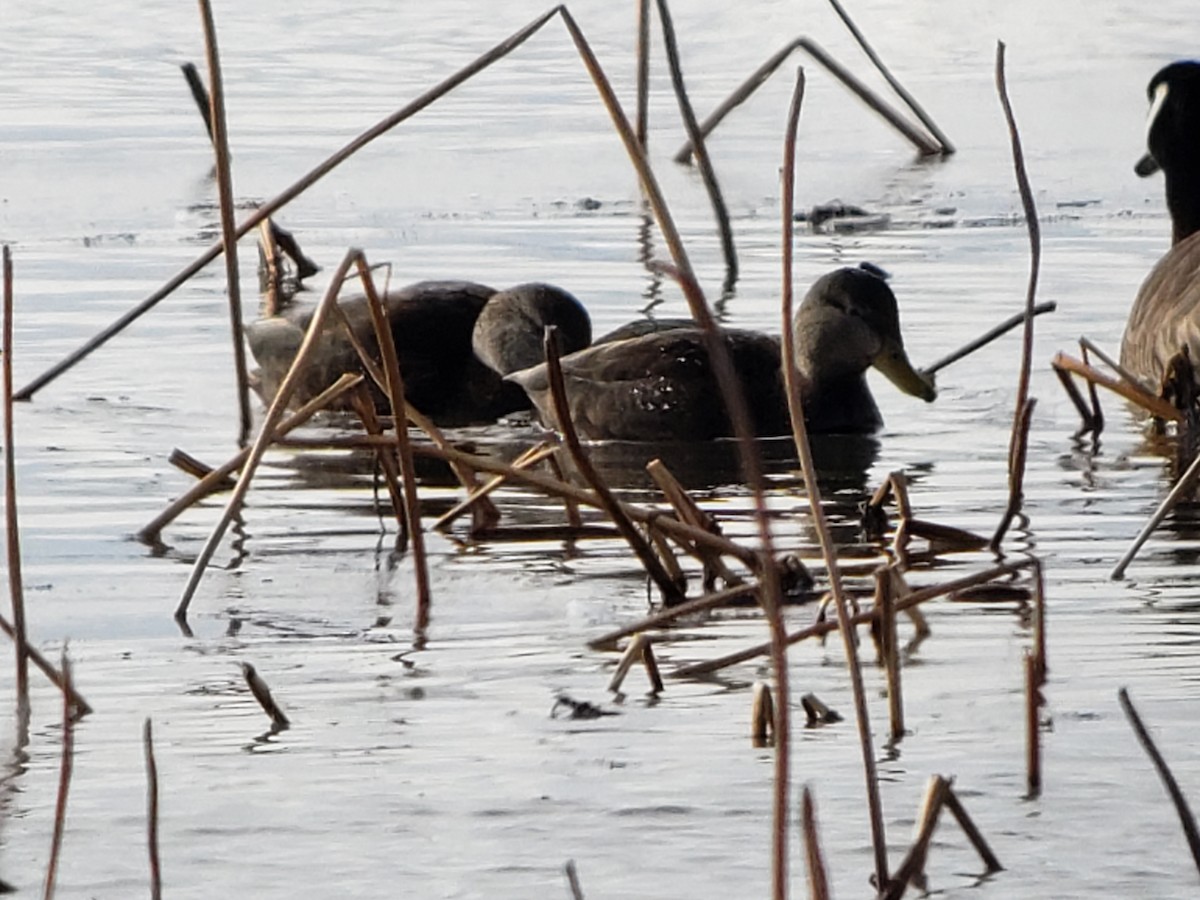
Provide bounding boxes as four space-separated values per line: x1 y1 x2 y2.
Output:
502 264 936 441
1121 61 1200 399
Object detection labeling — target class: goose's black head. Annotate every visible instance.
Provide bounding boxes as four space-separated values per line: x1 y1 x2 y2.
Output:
1136 61 1200 243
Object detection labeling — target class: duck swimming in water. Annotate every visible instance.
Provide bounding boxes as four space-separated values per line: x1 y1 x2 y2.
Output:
1120 61 1200 395
245 280 590 424
506 264 935 441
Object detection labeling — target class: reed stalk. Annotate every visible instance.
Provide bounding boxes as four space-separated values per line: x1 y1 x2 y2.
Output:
634 0 651 149
877 567 904 744
1025 650 1041 798
751 682 775 746
800 786 830 900
242 662 290 729
197 0 252 443
42 652 75 900
144 719 162 900
2 246 29 718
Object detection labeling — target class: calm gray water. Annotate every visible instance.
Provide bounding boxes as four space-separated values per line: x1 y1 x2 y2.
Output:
3 0 1200 897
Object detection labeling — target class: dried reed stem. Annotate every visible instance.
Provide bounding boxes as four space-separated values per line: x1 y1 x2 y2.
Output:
544 450 583 528
1032 558 1047 685
1112 444 1200 579
542 327 684 606
881 775 946 899
242 662 290 728
1051 352 1180 422
608 634 663 694
43 651 75 900
825 0 954 152
1119 687 1200 877
920 302 1056 376
800 786 830 900
674 562 1029 678
138 373 362 545
433 442 555 532
1025 650 1041 798
2 246 29 716
877 567 904 743
654 0 737 285
348 385 410 544
588 582 758 650
940 786 1002 873
673 36 941 163
197 0 252 443
751 682 775 745
781 67 887 889
634 0 651 149
175 251 359 622
15 8 560 400
647 458 744 589
565 859 585 900
144 719 162 900
353 258 431 632
991 41 1041 550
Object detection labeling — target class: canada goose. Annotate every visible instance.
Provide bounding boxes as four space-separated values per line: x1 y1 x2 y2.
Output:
1120 61 1200 392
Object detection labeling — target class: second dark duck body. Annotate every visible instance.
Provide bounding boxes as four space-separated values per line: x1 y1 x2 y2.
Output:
505 265 935 441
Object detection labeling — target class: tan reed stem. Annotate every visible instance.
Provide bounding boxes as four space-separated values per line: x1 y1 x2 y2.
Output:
635 0 651 149
780 65 887 891
674 562 1029 678
751 682 775 746
15 8 561 400
353 256 431 633
542 327 684 606
2 245 30 717
991 41 1042 550
673 36 941 163
1051 352 1181 422
545 450 583 528
825 0 954 152
941 785 1002 873
1112 444 1200 579
654 0 737 285
43 651 75 900
920 302 1056 376
877 567 904 744
880 775 946 899
647 458 744 590
175 251 358 622
1118 687 1200 876
242 662 290 728
197 0 251 443
1032 558 1047 685
1025 650 1041 798
138 373 362 545
801 786 830 900
144 719 162 900
588 582 758 651
348 385 410 544
433 442 555 532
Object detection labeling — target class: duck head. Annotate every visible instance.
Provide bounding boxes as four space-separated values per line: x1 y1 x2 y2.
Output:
794 265 935 403
1135 60 1200 244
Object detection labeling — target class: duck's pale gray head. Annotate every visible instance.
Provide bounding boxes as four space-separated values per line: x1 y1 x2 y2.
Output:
795 265 935 402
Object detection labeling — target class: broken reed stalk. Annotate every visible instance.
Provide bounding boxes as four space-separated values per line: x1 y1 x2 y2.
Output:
991 41 1042 551
824 0 954 152
648 527 687 592
175 251 359 622
180 62 213 139
920 302 1056 377
168 447 234 485
348 386 410 545
354 257 432 632
138 373 363 545
565 859 585 900
674 561 1029 678
432 442 556 532
543 450 583 527
144 719 162 900
196 0 252 444
588 582 758 650
881 775 945 899
542 327 684 606
1025 650 1041 798
1032 558 1047 685
751 682 775 745
654 0 737 286
2 245 30 716
1111 444 1200 579
877 567 904 744
242 662 290 728
940 787 1002 873
0 610 90 715
801 786 831 900
43 652 75 900
1118 688 1200 877
608 634 661 694
14 8 562 400
673 36 941 164
634 0 651 149
647 458 744 589
780 66 888 891
1050 352 1181 423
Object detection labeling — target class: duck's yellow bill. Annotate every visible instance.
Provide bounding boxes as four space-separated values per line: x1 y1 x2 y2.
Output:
873 340 937 402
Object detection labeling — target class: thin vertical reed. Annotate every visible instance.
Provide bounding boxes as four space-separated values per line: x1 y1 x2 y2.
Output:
2 246 29 717
565 859 585 900
654 0 738 285
196 0 252 444
800 786 830 900
1025 651 1041 798
43 652 74 900
1032 559 1047 685
877 567 904 743
354 258 432 632
144 719 162 900
780 68 888 888
635 0 651 149
991 41 1042 549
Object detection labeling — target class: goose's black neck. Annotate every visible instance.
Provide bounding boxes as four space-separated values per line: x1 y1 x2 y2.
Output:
1166 167 1200 245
